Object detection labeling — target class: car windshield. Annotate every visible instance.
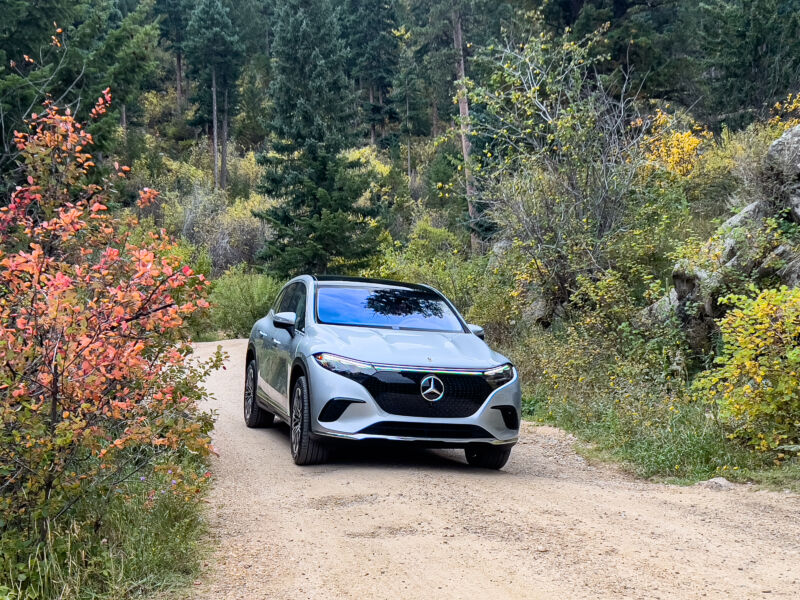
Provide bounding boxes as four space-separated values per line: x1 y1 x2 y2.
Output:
316 285 464 332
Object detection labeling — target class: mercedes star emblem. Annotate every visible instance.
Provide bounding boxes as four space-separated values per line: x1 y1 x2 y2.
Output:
420 375 445 402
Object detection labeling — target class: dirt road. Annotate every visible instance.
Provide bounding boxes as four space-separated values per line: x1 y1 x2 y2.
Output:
189 339 799 600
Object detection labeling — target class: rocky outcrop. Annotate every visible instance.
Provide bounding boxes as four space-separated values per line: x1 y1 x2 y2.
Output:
643 125 800 349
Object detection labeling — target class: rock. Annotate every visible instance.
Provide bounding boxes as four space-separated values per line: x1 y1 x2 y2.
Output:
780 252 800 287
720 201 760 230
648 125 800 350
488 239 511 269
640 289 678 323
522 297 550 325
755 244 792 279
766 125 800 180
695 477 736 490
721 236 738 263
790 194 800 224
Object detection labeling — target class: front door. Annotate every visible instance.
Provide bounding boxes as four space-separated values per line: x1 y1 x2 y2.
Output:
259 282 306 415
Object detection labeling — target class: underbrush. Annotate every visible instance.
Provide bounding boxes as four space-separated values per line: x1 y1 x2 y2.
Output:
205 265 282 338
0 452 213 600
513 327 799 491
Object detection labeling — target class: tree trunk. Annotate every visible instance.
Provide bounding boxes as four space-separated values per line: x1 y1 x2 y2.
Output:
176 51 184 112
406 92 412 179
221 88 229 190
378 87 385 141
431 100 439 136
369 85 376 146
452 9 479 251
211 66 219 189
120 103 127 131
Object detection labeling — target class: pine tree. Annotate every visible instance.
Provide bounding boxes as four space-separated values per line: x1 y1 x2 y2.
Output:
390 26 427 178
155 0 192 110
409 0 507 248
257 0 378 276
95 0 160 130
697 0 800 128
344 0 399 146
185 0 243 188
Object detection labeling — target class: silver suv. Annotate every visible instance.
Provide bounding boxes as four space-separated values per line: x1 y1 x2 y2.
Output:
244 276 521 469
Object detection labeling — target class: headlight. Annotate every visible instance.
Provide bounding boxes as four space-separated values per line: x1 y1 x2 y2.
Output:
313 353 375 378
484 363 514 388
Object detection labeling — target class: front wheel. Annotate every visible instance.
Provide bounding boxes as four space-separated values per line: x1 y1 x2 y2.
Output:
290 376 329 465
465 444 512 470
243 360 275 428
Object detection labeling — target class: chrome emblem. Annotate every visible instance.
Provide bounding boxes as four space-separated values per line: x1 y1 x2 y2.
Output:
420 375 445 402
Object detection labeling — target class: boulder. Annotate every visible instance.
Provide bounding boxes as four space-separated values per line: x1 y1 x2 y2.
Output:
790 194 800 224
720 201 760 230
488 239 512 270
522 297 551 325
644 125 800 350
641 289 678 323
766 124 800 180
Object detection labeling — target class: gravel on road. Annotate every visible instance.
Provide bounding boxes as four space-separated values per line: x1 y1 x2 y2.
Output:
187 339 800 600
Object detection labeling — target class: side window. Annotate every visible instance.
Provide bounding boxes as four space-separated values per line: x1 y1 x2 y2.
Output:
294 284 307 331
278 283 299 313
276 283 307 331
272 287 287 314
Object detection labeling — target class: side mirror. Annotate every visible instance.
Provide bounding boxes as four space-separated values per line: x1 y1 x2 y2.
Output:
273 311 296 335
467 323 485 340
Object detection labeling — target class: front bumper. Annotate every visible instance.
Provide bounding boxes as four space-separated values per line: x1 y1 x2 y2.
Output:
306 358 521 447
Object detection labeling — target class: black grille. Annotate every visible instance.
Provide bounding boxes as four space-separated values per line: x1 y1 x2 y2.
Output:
357 371 494 418
358 421 491 439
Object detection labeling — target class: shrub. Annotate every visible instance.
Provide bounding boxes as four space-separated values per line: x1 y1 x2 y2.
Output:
694 287 800 451
0 94 221 597
209 264 283 337
158 186 271 273
364 218 482 311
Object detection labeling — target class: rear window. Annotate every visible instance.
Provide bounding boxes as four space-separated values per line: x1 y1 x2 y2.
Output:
316 285 464 332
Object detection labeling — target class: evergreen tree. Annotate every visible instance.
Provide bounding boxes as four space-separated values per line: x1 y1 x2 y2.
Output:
185 0 243 188
697 0 800 128
257 0 378 276
390 26 428 177
155 0 192 110
408 0 507 247
344 0 399 146
524 1 697 102
96 0 160 130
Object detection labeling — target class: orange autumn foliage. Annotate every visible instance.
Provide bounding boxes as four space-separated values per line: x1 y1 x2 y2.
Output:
0 92 221 537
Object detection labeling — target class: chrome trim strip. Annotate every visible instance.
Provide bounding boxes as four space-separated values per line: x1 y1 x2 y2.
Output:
315 430 518 445
313 353 515 376
373 362 515 375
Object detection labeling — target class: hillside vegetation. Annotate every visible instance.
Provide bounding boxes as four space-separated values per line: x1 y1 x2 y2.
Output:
2 1 800 598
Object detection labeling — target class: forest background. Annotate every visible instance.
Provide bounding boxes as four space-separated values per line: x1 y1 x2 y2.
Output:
2 1 800 597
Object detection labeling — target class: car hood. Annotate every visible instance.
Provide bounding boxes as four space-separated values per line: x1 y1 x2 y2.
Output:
307 324 509 370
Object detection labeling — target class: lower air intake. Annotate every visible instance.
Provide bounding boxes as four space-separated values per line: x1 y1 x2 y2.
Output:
358 422 492 439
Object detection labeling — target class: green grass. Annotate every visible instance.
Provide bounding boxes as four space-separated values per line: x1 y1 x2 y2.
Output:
524 388 800 492
1 465 210 600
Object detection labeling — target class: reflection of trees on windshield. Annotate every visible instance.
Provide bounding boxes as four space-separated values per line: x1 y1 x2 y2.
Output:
364 289 445 318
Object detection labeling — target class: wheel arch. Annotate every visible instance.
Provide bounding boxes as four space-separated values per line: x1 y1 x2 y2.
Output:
289 358 308 405
246 343 257 372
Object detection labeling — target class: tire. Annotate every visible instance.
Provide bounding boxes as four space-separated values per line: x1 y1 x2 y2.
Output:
243 360 275 428
290 375 329 465
465 444 512 470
